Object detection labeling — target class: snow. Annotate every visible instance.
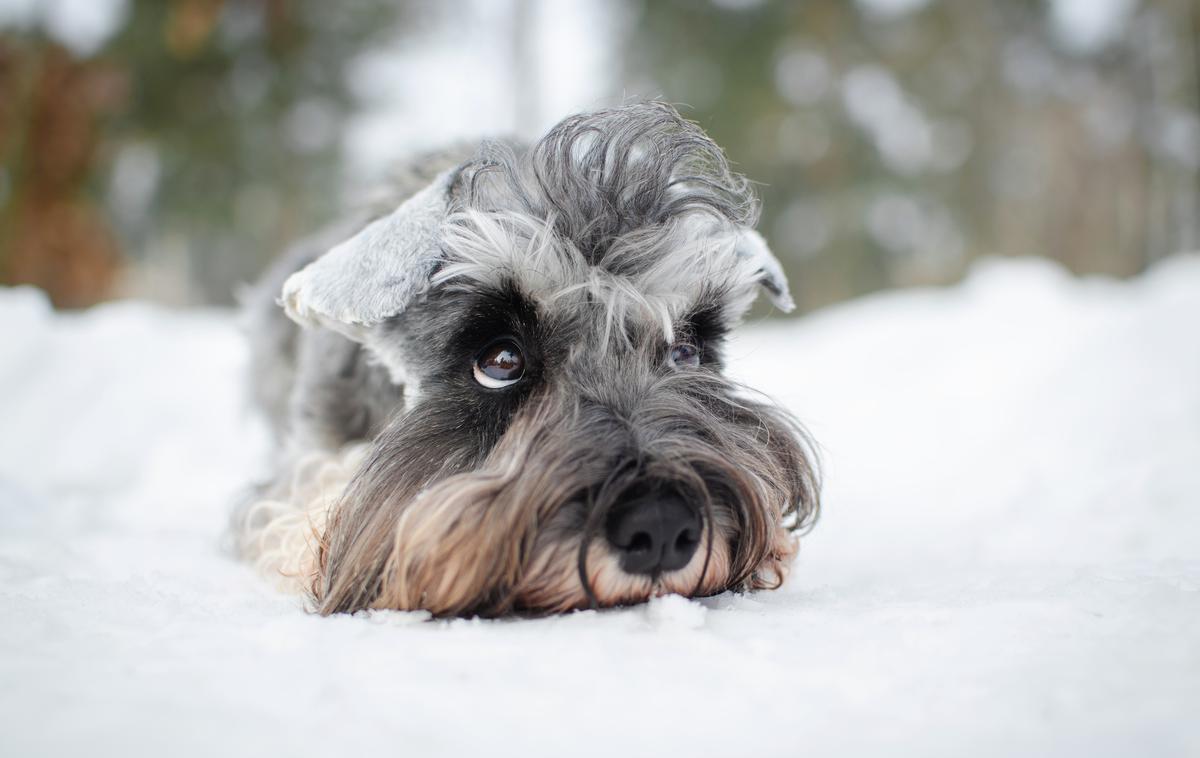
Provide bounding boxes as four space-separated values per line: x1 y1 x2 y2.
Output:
2 256 1199 756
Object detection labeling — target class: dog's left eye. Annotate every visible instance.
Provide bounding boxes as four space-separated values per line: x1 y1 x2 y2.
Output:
669 342 701 368
474 340 525 388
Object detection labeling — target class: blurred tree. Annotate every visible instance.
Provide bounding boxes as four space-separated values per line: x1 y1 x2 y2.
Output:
2 0 1197 312
0 39 125 307
0 0 407 306
622 0 1200 312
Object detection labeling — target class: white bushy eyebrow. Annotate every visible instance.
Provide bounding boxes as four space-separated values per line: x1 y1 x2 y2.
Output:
435 209 771 348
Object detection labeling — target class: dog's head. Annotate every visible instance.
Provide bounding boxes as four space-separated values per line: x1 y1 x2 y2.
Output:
282 102 819 616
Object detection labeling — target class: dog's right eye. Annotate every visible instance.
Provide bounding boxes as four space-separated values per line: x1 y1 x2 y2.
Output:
473 340 525 389
669 342 701 368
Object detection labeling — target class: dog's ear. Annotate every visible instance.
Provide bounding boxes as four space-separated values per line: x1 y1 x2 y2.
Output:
736 229 795 313
279 168 456 340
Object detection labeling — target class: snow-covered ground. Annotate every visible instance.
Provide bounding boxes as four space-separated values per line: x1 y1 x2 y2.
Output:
1 256 1198 757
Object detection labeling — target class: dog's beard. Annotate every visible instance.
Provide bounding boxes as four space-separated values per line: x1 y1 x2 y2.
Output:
243 373 816 618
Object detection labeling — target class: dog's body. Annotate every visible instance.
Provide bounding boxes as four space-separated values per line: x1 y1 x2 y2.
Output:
234 103 818 617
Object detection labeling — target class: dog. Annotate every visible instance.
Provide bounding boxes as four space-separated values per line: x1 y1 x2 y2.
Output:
233 102 819 617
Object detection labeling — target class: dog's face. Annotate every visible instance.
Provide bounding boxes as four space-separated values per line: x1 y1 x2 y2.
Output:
281 104 819 616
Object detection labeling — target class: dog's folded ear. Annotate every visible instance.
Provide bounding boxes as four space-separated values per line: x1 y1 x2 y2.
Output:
736 228 795 313
279 168 457 339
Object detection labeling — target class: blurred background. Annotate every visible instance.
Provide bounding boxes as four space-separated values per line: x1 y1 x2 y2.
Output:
0 0 1196 313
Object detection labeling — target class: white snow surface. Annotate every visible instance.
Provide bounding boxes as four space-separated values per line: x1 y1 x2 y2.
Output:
2 256 1198 757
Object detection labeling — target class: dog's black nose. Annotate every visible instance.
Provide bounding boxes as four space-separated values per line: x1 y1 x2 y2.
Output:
606 492 701 576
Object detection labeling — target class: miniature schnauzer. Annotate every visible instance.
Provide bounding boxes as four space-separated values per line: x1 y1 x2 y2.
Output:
233 102 819 617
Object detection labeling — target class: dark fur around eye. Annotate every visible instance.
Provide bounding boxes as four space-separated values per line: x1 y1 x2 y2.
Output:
439 282 544 404
448 282 540 359
677 302 728 367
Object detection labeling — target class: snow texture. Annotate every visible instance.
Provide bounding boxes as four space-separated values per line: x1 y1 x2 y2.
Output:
1 256 1198 757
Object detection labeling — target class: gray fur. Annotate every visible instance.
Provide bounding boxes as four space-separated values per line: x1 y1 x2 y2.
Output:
281 168 457 339
241 146 473 449
235 103 819 617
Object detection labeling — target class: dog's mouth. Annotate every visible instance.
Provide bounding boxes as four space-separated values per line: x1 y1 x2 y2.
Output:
506 522 736 614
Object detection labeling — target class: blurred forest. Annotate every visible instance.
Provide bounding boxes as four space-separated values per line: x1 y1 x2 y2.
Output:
0 0 1197 312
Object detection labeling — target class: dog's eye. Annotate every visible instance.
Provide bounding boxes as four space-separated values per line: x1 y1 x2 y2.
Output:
474 340 525 388
669 342 701 368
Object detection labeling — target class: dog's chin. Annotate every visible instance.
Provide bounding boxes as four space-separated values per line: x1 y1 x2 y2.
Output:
509 535 732 614
509 529 797 614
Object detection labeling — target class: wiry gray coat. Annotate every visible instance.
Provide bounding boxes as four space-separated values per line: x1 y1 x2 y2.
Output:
234 102 818 617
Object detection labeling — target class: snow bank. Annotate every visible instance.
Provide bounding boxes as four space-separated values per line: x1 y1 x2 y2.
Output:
1 256 1198 757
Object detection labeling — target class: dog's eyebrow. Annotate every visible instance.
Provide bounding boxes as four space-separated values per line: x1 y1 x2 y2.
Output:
450 280 540 347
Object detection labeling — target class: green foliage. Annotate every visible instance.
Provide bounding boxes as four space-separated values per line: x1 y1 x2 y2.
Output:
98 0 407 300
3 0 1197 311
624 0 1200 311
